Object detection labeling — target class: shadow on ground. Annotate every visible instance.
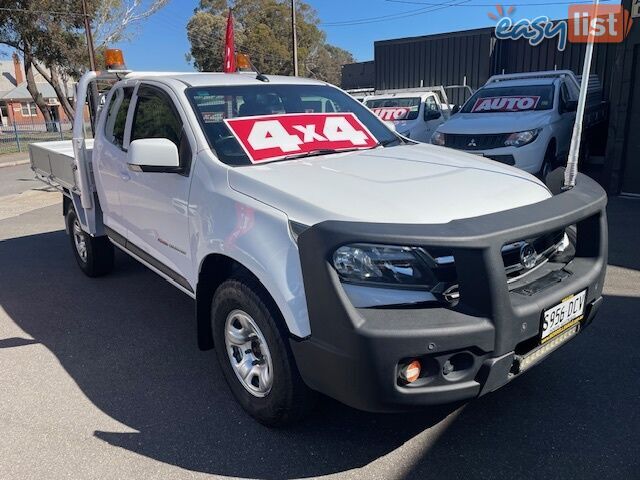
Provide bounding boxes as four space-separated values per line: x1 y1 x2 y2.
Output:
0 197 638 479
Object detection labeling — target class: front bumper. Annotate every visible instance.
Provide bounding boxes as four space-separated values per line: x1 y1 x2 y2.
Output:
469 138 548 174
291 174 607 412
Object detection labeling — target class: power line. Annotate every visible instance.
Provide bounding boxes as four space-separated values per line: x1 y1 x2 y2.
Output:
385 0 612 5
154 12 289 66
0 6 87 17
320 0 471 26
320 0 614 26
320 5 444 25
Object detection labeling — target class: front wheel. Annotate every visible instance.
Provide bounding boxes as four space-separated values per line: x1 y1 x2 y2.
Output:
211 275 316 426
538 143 557 181
66 208 114 277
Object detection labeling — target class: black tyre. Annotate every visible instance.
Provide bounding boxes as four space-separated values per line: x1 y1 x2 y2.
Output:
66 208 114 277
211 275 316 426
539 143 557 180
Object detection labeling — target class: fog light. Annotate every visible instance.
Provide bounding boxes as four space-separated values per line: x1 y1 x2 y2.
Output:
400 360 421 384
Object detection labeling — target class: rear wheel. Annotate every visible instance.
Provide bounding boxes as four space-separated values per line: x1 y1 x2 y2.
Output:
66 208 114 277
211 275 316 426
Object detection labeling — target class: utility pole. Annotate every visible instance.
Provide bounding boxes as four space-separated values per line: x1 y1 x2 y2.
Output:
81 0 98 134
81 0 97 71
291 0 299 76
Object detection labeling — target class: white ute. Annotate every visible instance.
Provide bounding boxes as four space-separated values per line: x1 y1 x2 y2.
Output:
30 56 607 426
363 87 451 142
432 71 606 176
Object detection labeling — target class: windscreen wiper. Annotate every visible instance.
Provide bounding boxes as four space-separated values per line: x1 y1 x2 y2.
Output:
280 148 363 161
279 140 402 162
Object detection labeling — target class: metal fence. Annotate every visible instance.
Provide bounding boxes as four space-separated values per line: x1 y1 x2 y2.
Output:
0 121 74 155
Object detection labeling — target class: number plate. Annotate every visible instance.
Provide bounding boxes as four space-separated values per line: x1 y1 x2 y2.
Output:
541 290 587 343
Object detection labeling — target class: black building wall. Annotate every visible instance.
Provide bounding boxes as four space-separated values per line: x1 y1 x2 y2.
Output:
374 27 619 104
340 61 375 90
375 28 495 105
604 0 640 195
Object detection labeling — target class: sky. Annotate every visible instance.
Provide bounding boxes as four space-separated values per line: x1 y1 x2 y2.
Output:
110 0 576 71
0 0 584 71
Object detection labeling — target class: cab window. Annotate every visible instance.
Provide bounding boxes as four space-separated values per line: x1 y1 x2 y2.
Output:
131 85 183 148
424 96 440 117
104 87 133 149
131 85 192 172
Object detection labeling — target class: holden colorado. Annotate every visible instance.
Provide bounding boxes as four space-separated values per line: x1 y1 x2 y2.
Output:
30 54 608 426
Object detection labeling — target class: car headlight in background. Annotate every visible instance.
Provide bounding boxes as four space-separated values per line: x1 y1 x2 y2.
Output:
333 244 436 288
504 128 541 147
431 131 445 146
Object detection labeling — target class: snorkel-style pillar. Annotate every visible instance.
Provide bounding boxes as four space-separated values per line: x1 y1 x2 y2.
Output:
564 0 600 189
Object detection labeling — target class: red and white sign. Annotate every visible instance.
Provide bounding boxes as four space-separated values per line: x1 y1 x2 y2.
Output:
371 107 412 121
471 96 541 113
224 113 378 164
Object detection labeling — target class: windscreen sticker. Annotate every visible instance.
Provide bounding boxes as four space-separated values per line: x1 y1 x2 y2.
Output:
470 95 541 113
371 107 412 121
202 111 225 123
224 112 378 164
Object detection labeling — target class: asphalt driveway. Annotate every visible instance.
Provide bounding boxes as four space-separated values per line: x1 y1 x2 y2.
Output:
0 164 638 479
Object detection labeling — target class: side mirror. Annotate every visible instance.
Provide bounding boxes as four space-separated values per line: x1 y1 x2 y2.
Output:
565 100 578 112
424 109 442 121
451 104 461 115
128 138 181 173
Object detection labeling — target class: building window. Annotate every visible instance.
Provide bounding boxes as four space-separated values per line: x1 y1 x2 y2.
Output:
21 102 37 116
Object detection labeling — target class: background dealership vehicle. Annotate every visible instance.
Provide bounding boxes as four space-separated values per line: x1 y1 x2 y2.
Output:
363 87 453 141
29 53 607 426
432 71 607 176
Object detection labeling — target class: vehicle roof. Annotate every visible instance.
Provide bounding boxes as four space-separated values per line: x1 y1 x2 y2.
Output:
363 92 433 101
483 77 558 89
123 72 329 88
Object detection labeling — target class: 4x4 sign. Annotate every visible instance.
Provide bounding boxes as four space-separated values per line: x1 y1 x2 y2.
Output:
224 112 379 163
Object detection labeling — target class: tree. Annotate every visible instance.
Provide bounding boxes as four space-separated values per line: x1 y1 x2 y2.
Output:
186 0 354 85
0 0 168 125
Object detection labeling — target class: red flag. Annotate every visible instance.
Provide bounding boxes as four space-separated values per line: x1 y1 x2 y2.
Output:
223 9 236 73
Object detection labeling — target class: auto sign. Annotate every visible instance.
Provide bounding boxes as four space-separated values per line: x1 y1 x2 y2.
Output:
371 107 412 121
224 112 379 164
471 96 541 113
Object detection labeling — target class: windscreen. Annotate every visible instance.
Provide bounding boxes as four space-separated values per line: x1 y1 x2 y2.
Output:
364 97 421 121
186 84 400 166
461 85 555 113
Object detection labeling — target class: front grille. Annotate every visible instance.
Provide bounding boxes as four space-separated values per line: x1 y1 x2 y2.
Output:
444 133 510 151
502 230 569 283
426 229 571 303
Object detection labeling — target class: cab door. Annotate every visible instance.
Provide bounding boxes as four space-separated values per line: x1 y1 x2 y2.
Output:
420 95 444 142
117 83 196 288
94 85 134 234
557 80 577 158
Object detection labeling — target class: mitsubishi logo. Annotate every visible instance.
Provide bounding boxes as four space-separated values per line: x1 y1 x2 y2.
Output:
520 243 537 269
468 138 477 147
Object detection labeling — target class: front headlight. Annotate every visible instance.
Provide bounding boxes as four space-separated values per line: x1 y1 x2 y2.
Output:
431 131 445 146
332 244 436 288
504 129 541 147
